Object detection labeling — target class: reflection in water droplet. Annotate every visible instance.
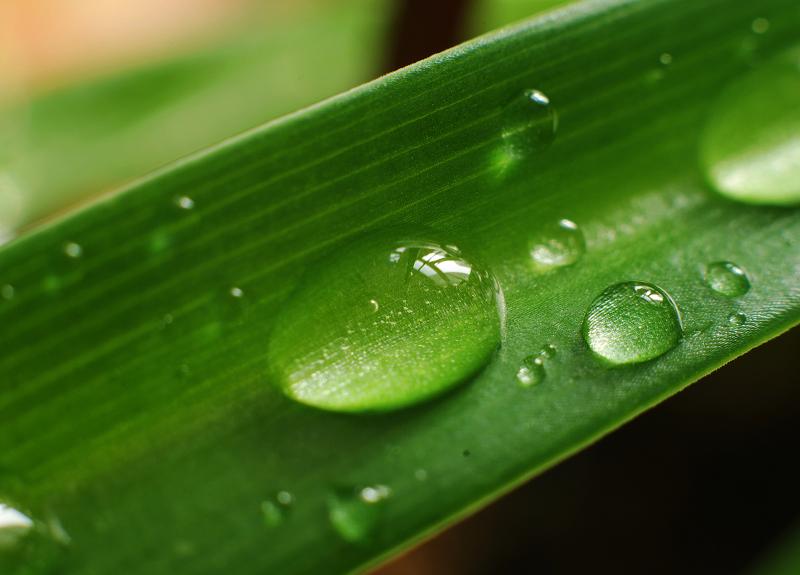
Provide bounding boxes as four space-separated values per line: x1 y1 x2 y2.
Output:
751 17 769 34
0 503 33 548
230 287 244 298
728 312 747 326
529 219 585 271
261 491 294 529
582 281 683 366
368 299 379 313
328 486 389 543
704 261 750 297
0 502 69 572
659 52 673 66
502 89 558 158
63 242 82 259
175 196 195 210
268 233 502 412
701 45 800 205
1 285 13 301
516 355 545 387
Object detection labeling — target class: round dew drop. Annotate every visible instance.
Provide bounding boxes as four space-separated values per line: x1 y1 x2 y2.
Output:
516 355 545 387
502 89 558 157
704 261 750 297
327 486 390 543
268 233 502 412
582 281 682 366
529 218 585 271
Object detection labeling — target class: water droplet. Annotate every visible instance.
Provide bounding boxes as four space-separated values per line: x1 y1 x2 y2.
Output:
539 343 557 359
516 355 545 387
261 491 293 529
230 287 244 298
414 469 428 482
704 261 750 297
728 311 747 326
502 89 558 157
368 299 379 313
751 17 769 34
701 45 800 205
659 52 673 66
1 285 13 301
161 313 174 329
328 486 389 543
268 233 502 412
63 242 82 259
175 196 195 210
462 449 471 457
582 281 683 366
529 218 585 271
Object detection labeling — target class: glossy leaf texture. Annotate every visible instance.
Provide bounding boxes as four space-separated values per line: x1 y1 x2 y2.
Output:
1 0 799 573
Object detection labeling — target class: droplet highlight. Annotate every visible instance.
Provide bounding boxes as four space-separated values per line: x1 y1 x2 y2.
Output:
582 281 683 366
268 233 502 412
63 242 82 259
175 196 195 210
502 89 558 157
328 485 390 543
704 261 750 297
529 218 585 271
701 45 800 205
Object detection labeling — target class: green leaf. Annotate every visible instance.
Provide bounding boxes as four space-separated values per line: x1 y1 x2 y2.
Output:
1 0 799 573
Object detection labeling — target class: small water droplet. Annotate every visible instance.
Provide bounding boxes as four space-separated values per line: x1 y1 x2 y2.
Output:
161 313 174 329
368 299 379 313
704 261 750 297
63 242 82 259
175 196 195 210
414 469 428 482
751 17 769 34
539 343 557 359
659 52 673 66
1 284 13 301
261 491 294 529
529 218 585 271
516 355 545 387
230 287 244 298
701 45 800 205
328 486 389 543
728 311 747 326
582 281 683 366
502 89 558 157
268 232 502 412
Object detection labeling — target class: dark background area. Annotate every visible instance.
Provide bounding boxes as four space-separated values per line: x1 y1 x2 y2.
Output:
375 326 800 574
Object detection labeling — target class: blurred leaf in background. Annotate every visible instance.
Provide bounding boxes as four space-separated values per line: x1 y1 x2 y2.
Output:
0 0 391 236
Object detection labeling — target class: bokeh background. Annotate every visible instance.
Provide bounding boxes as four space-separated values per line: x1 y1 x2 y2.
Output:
2 1 798 573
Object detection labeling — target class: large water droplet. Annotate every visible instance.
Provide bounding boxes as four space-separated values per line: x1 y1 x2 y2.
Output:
704 261 750 297
327 485 390 543
701 45 800 205
268 233 502 412
582 281 683 365
502 89 558 157
529 218 585 271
